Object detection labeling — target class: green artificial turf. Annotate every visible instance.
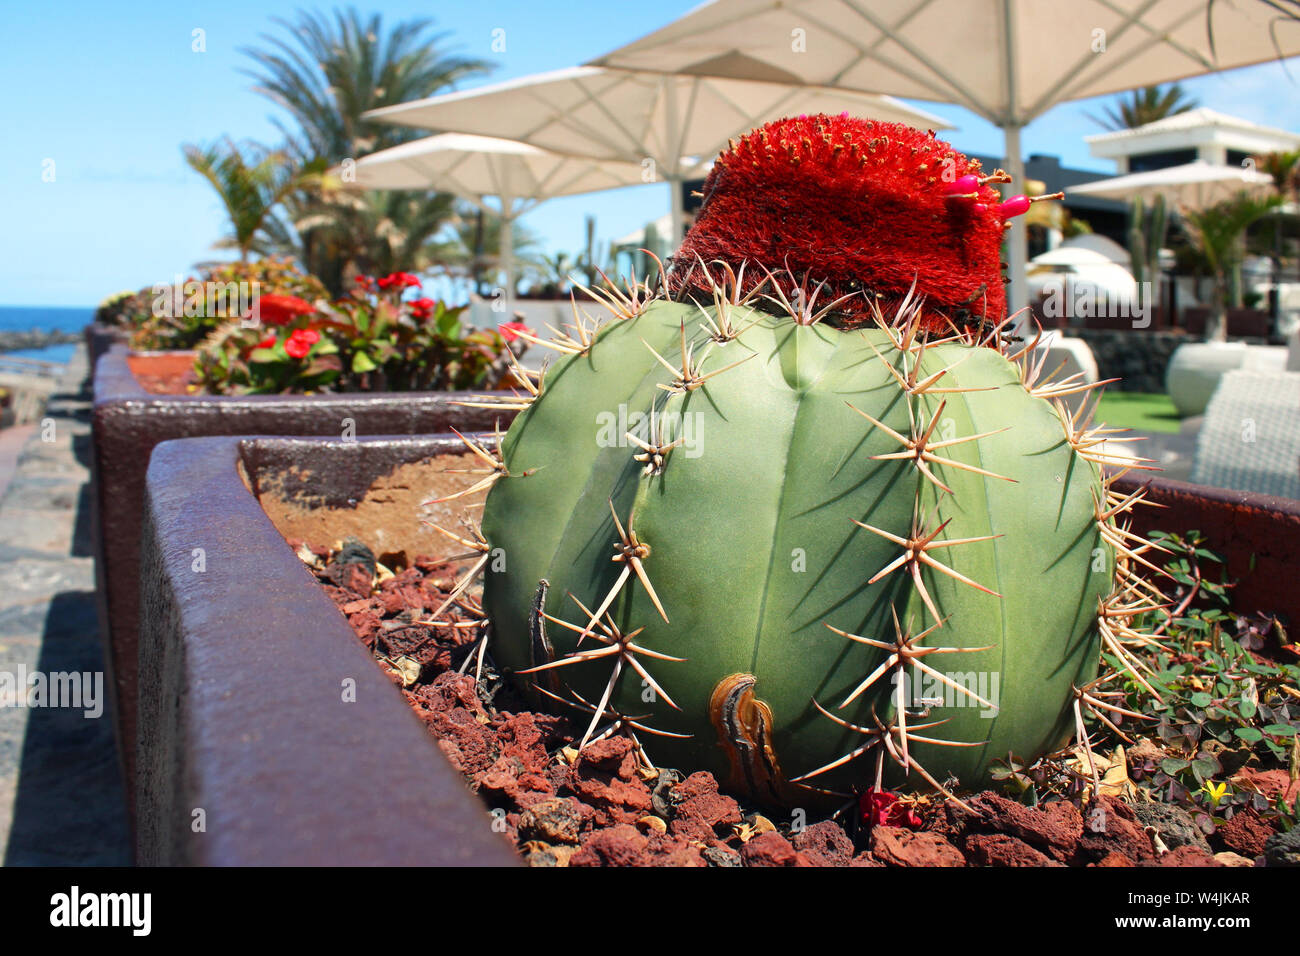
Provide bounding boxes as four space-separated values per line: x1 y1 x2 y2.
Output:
1094 391 1183 434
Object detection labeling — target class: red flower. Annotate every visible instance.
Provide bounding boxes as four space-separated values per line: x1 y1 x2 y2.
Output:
858 788 922 830
284 328 320 359
377 271 422 291
354 275 375 289
255 333 277 350
498 321 533 343
257 293 315 327
409 297 436 320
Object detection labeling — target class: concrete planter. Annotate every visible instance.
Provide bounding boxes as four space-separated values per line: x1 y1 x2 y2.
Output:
1110 472 1300 625
83 322 131 375
133 434 1300 864
91 343 518 800
1165 342 1250 417
137 433 519 865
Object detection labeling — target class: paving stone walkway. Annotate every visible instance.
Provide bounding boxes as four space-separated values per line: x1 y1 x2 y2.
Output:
0 345 131 865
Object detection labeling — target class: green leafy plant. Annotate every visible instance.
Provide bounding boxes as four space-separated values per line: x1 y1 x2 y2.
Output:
239 7 493 295
94 289 151 329
1087 82 1199 132
183 139 330 263
192 271 528 395
1181 192 1285 341
1084 529 1300 833
129 257 328 351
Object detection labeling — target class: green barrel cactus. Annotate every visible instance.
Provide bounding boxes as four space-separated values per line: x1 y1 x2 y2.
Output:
449 115 1162 809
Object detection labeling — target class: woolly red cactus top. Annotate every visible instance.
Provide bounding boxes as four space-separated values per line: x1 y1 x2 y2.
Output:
670 114 1012 331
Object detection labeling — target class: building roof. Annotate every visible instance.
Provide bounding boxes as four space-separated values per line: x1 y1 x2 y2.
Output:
1086 108 1300 159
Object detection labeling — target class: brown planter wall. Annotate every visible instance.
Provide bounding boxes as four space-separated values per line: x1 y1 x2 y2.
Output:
84 322 131 375
138 433 519 865
1111 472 1300 625
92 343 518 804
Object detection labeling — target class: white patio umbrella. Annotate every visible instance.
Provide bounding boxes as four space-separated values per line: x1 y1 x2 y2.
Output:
1066 161 1276 211
589 0 1300 315
345 132 648 308
1028 246 1139 313
364 66 950 246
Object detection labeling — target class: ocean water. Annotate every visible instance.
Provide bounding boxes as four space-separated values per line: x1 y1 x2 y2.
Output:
0 305 94 365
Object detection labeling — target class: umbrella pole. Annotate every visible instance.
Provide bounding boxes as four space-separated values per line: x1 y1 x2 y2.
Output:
1002 124 1029 330
669 175 685 253
501 196 515 316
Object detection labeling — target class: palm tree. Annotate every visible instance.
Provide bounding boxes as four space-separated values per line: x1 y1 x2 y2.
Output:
242 8 491 164
430 205 544 298
1181 192 1284 341
1088 83 1200 131
183 139 327 261
1257 149 1300 201
241 8 493 292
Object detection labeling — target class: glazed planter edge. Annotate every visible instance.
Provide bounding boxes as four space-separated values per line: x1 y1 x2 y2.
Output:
137 433 520 866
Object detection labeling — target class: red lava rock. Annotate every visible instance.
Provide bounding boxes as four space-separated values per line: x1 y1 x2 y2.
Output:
568 756 655 826
492 711 559 775
1215 809 1274 858
791 820 855 867
570 825 651 867
871 827 965 867
1231 768 1300 804
668 772 742 845
328 561 373 597
379 590 410 615
348 610 383 647
579 736 639 779
1143 845 1221 867
964 833 1059 867
410 672 488 719
324 541 1242 868
1076 796 1155 863
478 756 525 796
739 830 813 867
966 792 1082 862
645 833 708 867
517 798 584 846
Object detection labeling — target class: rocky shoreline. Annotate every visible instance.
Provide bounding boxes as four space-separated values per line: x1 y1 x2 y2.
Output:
0 328 83 353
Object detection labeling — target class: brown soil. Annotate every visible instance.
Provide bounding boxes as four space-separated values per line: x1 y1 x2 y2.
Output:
126 352 200 394
302 541 1278 868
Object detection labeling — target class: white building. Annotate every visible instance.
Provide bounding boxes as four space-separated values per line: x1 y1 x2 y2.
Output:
1085 107 1300 173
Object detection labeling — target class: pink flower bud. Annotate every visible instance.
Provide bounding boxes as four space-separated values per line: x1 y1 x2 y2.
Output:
1000 195 1032 218
944 174 980 195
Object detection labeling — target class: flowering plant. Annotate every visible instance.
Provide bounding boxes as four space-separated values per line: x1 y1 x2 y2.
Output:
128 257 328 350
193 271 532 395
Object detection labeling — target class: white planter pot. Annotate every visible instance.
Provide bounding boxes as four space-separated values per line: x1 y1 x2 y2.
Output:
1165 342 1248 417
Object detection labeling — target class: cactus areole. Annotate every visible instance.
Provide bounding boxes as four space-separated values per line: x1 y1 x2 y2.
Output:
468 115 1159 809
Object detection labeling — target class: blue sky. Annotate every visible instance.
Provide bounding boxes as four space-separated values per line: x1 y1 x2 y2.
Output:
3 0 1299 307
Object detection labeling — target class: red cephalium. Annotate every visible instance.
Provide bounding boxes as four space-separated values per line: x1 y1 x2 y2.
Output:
669 114 1012 332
